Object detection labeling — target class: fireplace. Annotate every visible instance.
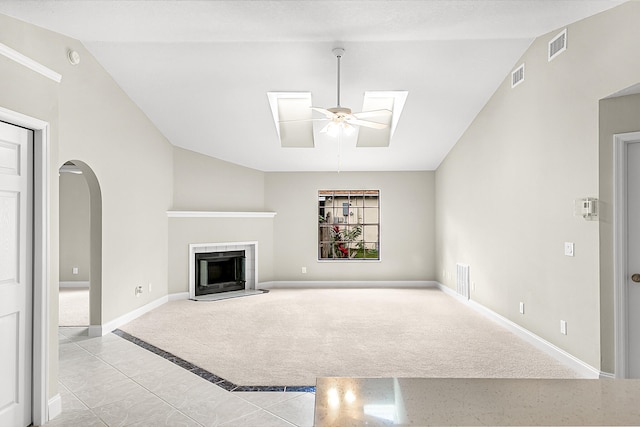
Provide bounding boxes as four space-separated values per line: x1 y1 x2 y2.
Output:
195 250 246 296
189 241 258 300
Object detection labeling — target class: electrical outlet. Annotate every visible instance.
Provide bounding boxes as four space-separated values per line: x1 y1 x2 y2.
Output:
148 283 152 293
564 242 574 257
135 285 143 297
72 267 78 275
560 320 567 335
519 302 525 314
301 267 307 274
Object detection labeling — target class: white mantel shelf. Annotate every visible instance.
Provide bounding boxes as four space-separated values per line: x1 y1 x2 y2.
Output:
167 211 277 218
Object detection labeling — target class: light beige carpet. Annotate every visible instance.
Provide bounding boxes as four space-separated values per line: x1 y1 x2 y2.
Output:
120 288 578 386
59 288 89 326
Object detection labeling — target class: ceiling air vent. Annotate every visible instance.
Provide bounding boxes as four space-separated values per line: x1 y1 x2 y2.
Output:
511 63 525 88
548 29 567 61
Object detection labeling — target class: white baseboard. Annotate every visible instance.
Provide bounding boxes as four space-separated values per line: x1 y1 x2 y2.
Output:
436 282 600 379
59 281 89 288
47 393 61 423
89 295 169 336
169 292 189 301
599 371 615 379
259 280 438 289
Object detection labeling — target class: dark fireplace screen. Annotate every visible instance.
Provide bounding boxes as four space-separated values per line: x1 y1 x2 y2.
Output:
195 250 246 296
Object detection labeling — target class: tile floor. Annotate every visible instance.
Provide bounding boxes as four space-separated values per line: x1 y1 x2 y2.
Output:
46 327 315 427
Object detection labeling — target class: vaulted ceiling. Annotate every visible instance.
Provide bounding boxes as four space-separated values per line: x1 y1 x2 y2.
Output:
0 1 626 171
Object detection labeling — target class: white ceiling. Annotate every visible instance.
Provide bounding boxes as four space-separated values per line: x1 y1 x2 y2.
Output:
0 1 626 171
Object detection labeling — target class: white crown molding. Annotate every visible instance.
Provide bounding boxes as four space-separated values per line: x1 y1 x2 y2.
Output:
167 211 277 218
0 42 62 83
436 283 600 379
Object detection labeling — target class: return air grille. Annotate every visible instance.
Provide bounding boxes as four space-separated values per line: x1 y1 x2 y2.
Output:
511 64 525 88
456 263 470 300
548 29 567 61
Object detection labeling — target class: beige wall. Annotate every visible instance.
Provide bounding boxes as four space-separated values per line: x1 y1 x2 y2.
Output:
172 146 265 211
1 12 173 400
598 92 640 373
59 171 90 282
57 40 174 324
265 171 435 282
435 2 640 371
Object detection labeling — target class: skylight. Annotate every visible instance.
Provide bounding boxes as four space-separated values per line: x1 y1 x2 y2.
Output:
267 92 314 147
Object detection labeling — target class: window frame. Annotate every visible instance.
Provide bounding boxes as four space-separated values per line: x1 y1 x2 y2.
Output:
317 189 381 262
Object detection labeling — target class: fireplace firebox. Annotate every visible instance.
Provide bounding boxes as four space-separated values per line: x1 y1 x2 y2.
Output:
195 250 246 296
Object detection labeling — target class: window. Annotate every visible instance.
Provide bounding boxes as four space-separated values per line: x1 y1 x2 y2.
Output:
318 190 380 260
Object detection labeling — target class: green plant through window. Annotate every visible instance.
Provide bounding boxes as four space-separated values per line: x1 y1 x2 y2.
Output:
318 190 380 260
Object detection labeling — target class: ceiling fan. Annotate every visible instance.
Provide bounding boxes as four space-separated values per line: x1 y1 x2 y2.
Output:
280 48 392 136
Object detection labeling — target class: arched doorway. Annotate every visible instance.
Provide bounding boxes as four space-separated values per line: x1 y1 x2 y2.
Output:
58 160 102 332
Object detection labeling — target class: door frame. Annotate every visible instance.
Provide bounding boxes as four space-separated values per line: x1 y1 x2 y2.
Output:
613 131 640 379
0 106 50 424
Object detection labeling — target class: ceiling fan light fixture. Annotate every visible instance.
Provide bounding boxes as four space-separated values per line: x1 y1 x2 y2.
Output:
320 121 354 137
327 123 340 138
342 122 355 136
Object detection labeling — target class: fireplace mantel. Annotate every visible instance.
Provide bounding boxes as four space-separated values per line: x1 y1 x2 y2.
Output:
188 242 258 300
168 211 276 218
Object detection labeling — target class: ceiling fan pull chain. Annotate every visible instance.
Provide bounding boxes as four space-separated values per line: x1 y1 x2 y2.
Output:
337 131 342 173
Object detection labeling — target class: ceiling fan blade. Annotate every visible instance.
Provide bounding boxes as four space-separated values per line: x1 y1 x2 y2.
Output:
347 118 388 130
311 107 336 119
352 109 392 119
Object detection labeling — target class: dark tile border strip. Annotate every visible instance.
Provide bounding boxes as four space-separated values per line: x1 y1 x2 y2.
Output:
113 329 315 393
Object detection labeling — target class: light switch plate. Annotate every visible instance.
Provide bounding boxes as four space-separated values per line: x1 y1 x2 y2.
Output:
564 242 574 257
561 320 567 335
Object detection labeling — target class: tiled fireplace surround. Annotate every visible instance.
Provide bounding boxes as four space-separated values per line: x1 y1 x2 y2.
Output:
188 241 258 299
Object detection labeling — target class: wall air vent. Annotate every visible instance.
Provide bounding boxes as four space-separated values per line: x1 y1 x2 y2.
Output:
511 63 525 88
548 29 567 61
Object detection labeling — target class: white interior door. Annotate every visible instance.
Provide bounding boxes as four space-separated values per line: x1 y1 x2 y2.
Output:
628 141 640 378
0 121 33 426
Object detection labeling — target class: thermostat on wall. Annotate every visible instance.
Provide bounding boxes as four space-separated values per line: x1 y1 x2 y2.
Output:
574 197 598 221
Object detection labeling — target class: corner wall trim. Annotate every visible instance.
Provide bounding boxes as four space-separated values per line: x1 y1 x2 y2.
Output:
436 283 600 379
90 295 169 337
259 281 438 289
47 393 61 422
0 42 62 83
